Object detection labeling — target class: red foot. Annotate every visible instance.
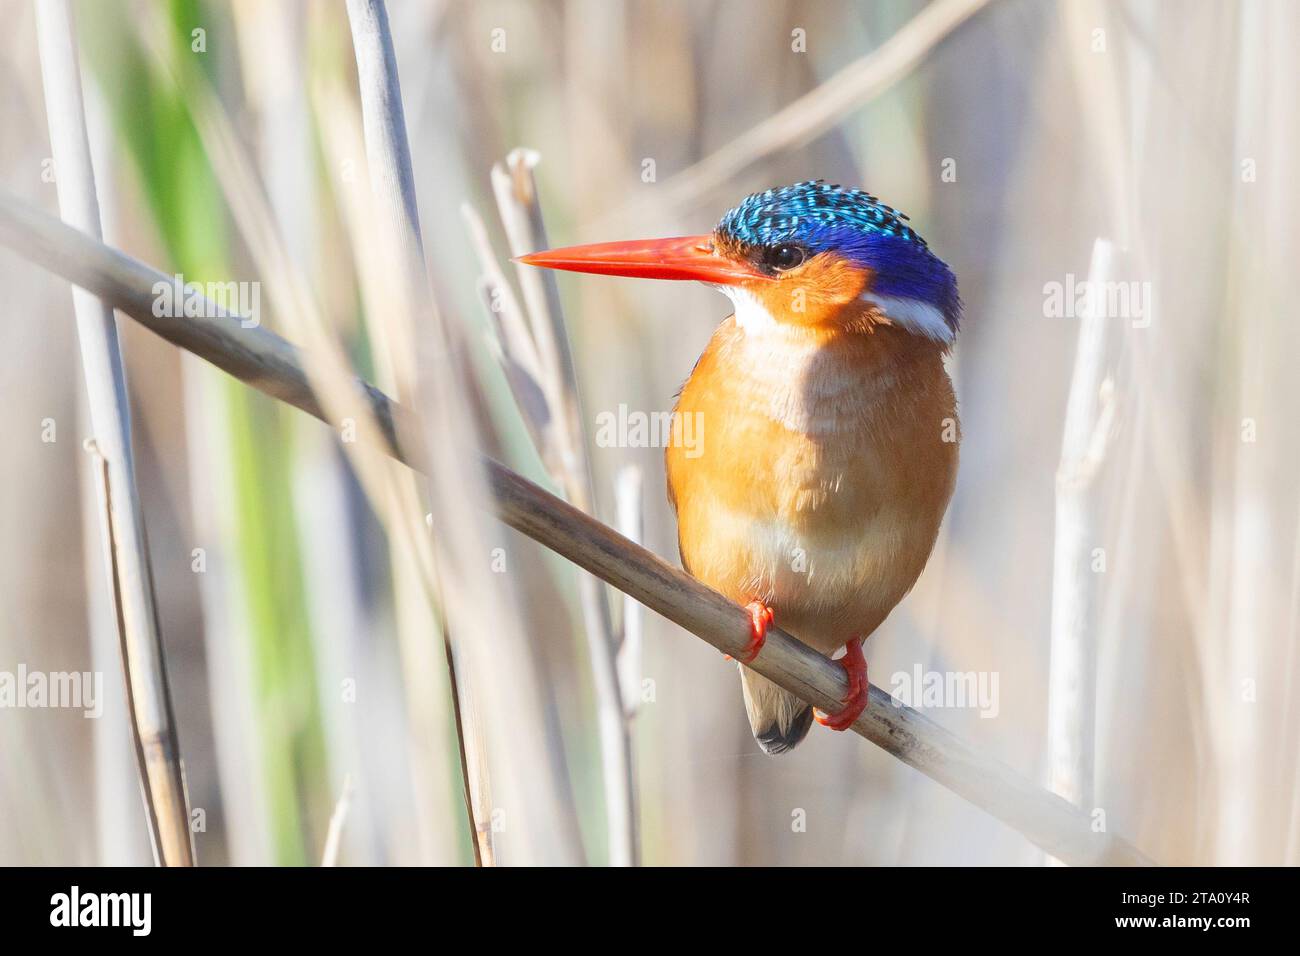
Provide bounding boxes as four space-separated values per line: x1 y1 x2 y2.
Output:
725 600 772 664
815 637 868 731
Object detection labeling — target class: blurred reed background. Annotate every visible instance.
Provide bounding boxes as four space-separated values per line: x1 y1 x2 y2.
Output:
0 0 1296 866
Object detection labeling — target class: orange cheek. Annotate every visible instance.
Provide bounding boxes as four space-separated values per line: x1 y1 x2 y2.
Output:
749 253 870 327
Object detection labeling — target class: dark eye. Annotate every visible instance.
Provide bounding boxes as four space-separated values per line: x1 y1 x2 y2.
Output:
767 244 806 271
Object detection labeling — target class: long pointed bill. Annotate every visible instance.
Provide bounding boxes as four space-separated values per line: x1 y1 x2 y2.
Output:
516 235 770 285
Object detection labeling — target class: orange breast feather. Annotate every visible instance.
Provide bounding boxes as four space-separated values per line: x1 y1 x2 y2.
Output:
666 318 958 654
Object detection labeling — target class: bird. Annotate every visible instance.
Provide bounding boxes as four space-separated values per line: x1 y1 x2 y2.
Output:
520 180 960 754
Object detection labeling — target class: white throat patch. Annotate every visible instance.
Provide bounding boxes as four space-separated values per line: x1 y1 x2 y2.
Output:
715 285 778 334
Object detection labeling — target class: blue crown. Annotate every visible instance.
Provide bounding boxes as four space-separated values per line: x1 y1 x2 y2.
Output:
715 180 961 333
717 180 924 247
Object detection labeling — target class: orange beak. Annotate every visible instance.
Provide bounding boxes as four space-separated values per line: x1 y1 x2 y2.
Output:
516 235 771 285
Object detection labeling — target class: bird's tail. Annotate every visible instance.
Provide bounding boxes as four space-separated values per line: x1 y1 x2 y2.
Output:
740 667 814 754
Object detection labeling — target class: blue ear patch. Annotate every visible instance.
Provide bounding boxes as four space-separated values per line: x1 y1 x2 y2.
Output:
845 231 962 333
716 181 961 333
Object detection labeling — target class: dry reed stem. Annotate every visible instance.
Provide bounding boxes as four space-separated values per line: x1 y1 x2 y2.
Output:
477 151 638 866
321 774 353 867
344 0 495 865
139 10 470 862
1047 237 1118 862
346 0 586 866
33 0 192 867
614 466 644 719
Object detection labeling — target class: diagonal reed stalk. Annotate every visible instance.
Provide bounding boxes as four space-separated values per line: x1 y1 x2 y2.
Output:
0 190 1154 867
33 0 192 867
605 0 993 225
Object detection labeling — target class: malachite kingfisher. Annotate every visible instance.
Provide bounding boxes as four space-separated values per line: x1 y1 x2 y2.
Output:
521 181 960 753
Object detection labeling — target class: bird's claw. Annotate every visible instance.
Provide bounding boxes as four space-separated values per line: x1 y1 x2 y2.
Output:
726 600 773 664
814 636 868 731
